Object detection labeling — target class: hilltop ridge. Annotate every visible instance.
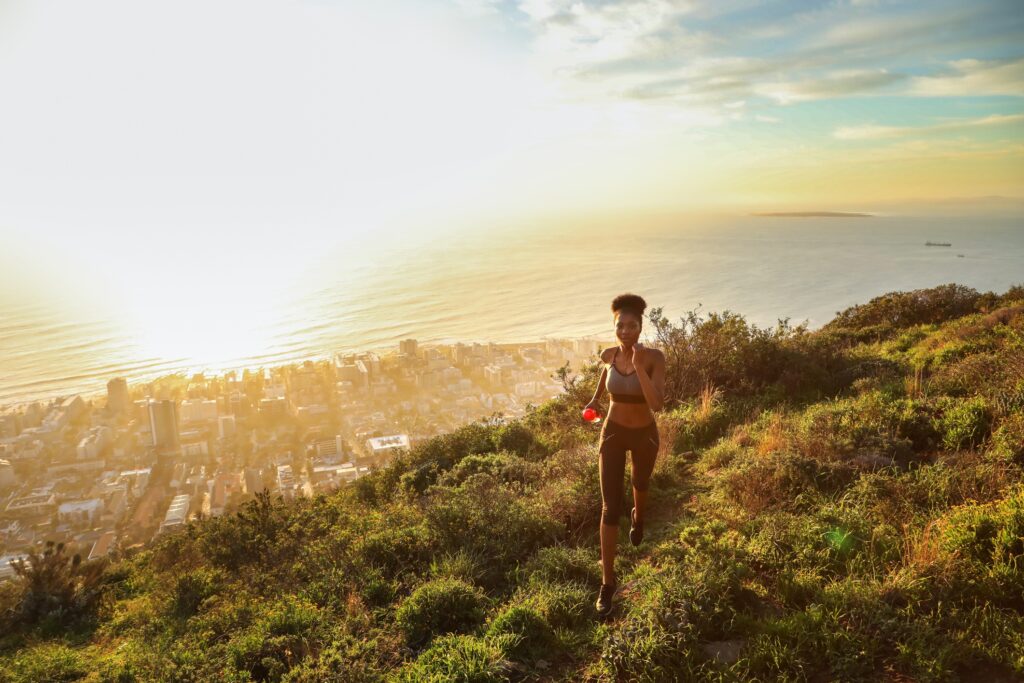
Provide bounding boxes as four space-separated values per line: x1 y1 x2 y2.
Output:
1 283 1023 682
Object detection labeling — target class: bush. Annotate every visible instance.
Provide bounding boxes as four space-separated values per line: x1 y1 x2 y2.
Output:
9 541 108 627
170 568 224 618
697 441 744 473
648 306 827 402
515 545 599 588
197 489 293 570
353 521 434 579
438 452 542 489
667 401 735 452
491 422 548 461
395 578 488 648
934 396 992 451
0 643 92 682
939 486 1024 566
485 605 556 661
825 284 982 332
227 595 323 680
988 413 1024 464
720 452 853 515
393 634 513 683
424 476 562 587
516 581 591 630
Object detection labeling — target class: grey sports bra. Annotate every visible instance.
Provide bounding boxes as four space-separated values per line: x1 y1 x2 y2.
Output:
606 348 647 404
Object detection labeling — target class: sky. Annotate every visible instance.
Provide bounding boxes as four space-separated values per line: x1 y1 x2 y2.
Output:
0 0 1022 349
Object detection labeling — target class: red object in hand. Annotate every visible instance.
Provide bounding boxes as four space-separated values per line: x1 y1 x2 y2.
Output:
582 407 599 422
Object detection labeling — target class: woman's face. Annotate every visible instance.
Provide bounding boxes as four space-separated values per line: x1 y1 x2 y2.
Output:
614 312 641 346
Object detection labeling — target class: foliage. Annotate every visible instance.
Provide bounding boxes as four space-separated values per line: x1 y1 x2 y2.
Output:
2 284 1022 682
8 541 108 628
394 578 488 648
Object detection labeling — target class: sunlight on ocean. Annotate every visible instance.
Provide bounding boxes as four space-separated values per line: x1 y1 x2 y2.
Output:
2 214 1021 407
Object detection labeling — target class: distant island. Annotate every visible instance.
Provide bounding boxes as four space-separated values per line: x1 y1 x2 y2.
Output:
752 211 873 217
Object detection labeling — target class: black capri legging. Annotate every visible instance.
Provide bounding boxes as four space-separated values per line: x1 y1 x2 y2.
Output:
598 418 660 526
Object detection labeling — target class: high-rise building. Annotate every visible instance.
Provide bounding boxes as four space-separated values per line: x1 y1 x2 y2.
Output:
218 415 236 440
148 399 180 451
399 339 418 357
107 378 130 414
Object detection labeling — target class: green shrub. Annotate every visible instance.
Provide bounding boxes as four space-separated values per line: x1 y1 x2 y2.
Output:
354 522 434 579
514 545 599 587
485 605 556 661
934 396 992 451
826 284 982 332
697 440 744 472
491 422 547 461
395 578 488 648
197 489 293 570
940 486 1024 566
170 568 224 618
438 452 542 488
428 548 487 586
8 541 108 627
516 581 591 630
392 634 513 683
424 477 561 587
720 452 853 514
227 595 323 680
1 643 92 683
988 413 1024 464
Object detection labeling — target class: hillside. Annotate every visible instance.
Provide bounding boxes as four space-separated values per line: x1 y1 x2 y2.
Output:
1 283 1023 682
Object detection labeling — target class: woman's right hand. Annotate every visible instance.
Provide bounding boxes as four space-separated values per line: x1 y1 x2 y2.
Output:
584 400 601 415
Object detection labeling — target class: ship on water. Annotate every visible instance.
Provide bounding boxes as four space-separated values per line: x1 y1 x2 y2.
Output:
925 241 952 247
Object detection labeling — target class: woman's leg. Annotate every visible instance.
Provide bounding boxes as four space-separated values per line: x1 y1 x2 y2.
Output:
599 423 627 585
630 422 660 524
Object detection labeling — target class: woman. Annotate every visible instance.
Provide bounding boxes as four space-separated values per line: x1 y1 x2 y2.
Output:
584 293 665 618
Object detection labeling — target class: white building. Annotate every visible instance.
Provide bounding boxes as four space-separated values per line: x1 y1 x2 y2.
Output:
277 464 295 500
159 494 191 535
218 415 237 439
76 426 112 460
57 498 104 527
180 399 218 424
366 434 411 458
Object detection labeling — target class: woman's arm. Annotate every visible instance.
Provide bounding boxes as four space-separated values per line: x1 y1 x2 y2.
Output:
634 350 665 412
589 365 608 406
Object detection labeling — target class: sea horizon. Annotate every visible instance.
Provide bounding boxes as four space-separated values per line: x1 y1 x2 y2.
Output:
2 210 1021 409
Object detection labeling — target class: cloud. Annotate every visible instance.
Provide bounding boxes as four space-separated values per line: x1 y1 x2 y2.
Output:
910 57 1024 97
834 113 1024 140
758 69 905 104
499 1 1022 99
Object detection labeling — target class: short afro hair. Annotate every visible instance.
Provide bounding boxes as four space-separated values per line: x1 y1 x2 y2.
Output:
611 293 647 320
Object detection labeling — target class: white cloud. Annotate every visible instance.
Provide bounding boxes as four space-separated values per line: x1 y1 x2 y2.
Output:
911 57 1024 97
834 113 1024 140
758 69 904 104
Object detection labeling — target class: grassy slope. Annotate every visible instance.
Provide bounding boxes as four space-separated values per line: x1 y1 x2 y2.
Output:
1 285 1022 682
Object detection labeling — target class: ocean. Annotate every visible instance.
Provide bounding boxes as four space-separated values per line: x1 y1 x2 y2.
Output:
2 212 1021 408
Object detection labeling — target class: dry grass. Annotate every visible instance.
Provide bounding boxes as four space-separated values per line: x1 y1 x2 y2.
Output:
903 364 926 398
755 413 789 458
900 520 944 573
696 381 723 421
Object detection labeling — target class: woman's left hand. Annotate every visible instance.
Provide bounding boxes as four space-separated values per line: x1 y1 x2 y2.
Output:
629 343 647 372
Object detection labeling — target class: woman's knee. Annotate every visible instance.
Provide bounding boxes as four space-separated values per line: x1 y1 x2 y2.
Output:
601 500 621 526
631 454 658 491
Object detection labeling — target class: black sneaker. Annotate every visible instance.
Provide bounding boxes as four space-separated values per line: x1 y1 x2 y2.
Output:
595 582 618 618
629 507 644 547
